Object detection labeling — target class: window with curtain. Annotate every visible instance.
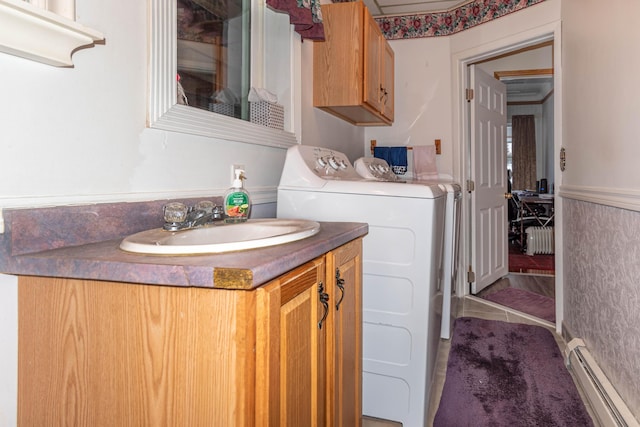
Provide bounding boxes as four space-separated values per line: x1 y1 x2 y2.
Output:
511 115 537 191
266 0 324 40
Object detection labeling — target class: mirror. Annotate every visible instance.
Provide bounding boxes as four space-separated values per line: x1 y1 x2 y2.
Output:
177 0 250 120
148 0 297 149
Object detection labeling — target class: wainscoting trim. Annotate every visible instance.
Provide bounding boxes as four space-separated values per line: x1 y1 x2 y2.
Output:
0 187 277 210
558 185 640 213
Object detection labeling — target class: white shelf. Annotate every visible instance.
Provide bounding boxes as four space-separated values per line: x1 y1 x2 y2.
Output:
0 0 104 67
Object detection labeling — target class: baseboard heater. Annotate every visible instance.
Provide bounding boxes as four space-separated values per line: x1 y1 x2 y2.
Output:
565 339 639 427
525 226 554 256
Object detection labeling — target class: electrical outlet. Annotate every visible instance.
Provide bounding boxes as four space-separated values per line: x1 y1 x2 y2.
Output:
230 164 245 185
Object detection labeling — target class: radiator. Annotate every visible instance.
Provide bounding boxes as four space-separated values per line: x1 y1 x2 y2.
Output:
565 339 640 427
525 226 554 256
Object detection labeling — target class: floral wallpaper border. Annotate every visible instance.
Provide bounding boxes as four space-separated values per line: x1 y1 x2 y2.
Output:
375 0 546 40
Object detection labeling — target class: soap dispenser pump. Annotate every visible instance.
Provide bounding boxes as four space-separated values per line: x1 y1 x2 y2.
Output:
224 169 250 223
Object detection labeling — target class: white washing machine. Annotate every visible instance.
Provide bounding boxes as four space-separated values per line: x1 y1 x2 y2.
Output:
354 156 462 340
277 145 445 427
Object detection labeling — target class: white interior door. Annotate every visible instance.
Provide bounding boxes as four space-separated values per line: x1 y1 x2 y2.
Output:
470 65 508 294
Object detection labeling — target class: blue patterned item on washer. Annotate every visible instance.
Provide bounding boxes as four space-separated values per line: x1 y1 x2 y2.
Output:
374 146 408 175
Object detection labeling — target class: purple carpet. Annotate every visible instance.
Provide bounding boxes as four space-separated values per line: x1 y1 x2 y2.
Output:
482 287 556 323
434 317 593 427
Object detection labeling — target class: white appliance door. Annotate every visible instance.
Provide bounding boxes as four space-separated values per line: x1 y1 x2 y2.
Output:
470 65 509 294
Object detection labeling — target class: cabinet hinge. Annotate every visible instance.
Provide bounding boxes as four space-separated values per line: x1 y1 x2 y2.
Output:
466 88 474 101
466 179 475 192
467 269 475 283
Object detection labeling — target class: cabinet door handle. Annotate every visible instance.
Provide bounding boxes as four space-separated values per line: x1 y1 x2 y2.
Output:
318 281 330 329
335 268 345 311
379 85 389 103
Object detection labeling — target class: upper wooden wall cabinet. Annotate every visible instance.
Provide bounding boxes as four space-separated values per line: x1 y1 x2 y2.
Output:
313 1 394 126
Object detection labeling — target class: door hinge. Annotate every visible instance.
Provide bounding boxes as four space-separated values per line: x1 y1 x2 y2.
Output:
466 88 474 101
467 269 475 283
466 179 475 192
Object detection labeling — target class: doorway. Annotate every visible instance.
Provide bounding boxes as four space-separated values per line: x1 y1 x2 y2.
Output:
456 29 563 328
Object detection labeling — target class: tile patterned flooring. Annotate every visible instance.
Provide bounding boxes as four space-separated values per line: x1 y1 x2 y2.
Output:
476 273 555 299
362 274 574 427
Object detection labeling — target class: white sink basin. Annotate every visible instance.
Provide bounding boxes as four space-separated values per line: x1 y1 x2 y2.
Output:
120 218 321 255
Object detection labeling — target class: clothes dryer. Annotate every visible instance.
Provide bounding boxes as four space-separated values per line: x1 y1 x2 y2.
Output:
277 145 445 427
354 156 462 340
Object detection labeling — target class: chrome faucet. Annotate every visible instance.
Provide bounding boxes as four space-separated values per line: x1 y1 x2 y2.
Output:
162 201 224 231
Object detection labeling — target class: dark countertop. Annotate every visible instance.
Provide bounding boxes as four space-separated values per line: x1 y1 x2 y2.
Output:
0 200 367 290
3 221 367 290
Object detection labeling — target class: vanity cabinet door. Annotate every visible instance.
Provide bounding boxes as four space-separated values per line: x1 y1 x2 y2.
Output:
326 238 363 427
255 257 328 427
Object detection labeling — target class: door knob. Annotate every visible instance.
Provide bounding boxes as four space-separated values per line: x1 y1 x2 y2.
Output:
504 193 512 199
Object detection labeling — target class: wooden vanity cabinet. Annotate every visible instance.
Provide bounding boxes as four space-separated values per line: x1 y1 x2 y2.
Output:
313 1 394 126
18 239 362 427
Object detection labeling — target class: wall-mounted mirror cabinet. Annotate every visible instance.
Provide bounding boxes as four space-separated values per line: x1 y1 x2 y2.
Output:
149 0 298 148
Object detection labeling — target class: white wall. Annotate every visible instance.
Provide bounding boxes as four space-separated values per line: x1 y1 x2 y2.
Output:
561 0 640 416
364 36 453 175
561 1 640 190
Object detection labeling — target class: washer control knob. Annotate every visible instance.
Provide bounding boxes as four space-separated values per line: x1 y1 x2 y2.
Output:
316 156 327 168
328 157 340 170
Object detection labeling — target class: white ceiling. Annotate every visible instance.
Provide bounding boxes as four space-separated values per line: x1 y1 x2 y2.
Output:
504 76 553 103
363 0 470 17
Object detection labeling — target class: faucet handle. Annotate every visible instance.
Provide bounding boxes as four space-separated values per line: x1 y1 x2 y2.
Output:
212 204 224 220
195 200 216 213
164 202 188 223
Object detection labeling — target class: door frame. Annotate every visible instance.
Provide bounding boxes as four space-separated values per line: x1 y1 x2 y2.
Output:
452 21 563 333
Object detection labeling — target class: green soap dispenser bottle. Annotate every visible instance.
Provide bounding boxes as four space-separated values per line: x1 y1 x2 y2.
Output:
224 169 250 223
